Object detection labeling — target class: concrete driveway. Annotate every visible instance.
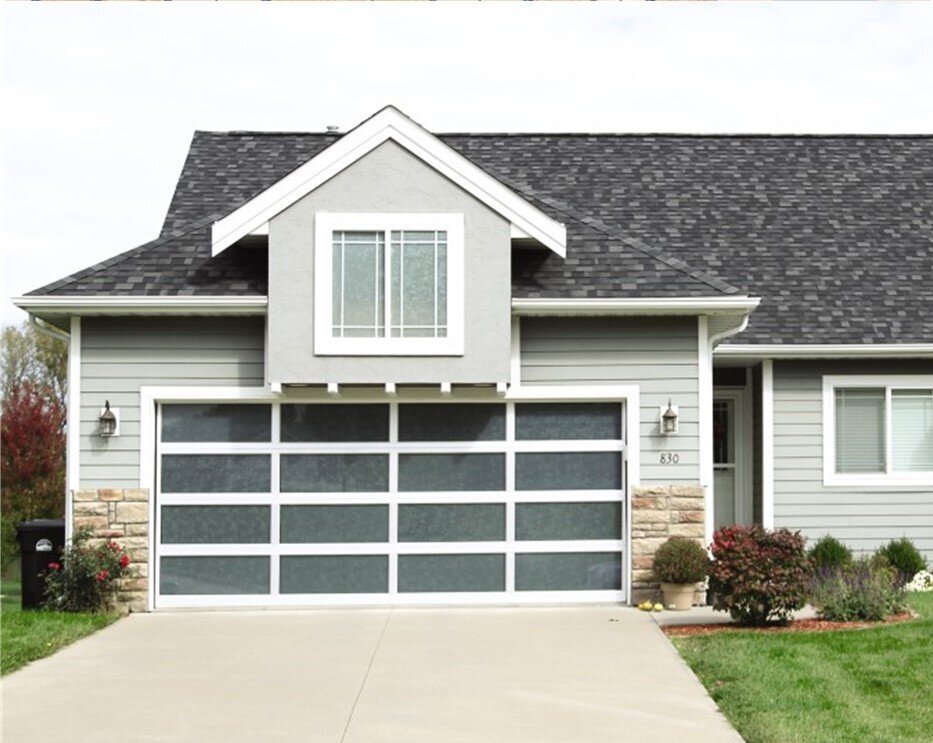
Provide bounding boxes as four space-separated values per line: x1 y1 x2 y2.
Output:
2 607 741 742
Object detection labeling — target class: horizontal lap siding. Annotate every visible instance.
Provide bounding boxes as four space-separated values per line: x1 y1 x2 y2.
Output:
520 317 699 485
773 360 933 559
80 317 265 489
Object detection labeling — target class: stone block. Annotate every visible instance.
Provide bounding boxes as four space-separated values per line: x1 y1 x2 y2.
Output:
671 497 705 510
632 509 668 525
97 489 125 502
631 537 668 555
669 524 705 538
73 489 99 502
632 486 671 497
632 555 654 570
74 502 109 517
124 523 149 537
124 488 150 502
115 502 149 524
676 510 705 523
73 516 109 532
670 485 704 498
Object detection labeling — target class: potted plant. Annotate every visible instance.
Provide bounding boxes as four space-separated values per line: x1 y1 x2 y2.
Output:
654 537 710 611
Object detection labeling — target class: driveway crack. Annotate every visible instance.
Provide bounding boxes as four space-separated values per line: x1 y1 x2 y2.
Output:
340 610 392 742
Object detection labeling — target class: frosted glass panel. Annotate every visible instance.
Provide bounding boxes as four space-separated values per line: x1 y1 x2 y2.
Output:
280 556 388 594
515 552 621 591
281 454 388 492
398 404 505 442
390 230 446 338
398 554 505 593
280 505 388 543
516 452 621 491
835 388 886 473
161 455 270 493
281 404 389 442
892 390 933 472
399 504 505 542
515 403 621 441
160 556 269 595
333 231 384 337
161 404 271 443
516 502 620 541
161 506 270 544
713 469 736 531
398 454 505 492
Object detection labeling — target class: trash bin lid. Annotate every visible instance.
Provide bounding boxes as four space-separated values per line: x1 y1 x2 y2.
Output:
16 519 66 532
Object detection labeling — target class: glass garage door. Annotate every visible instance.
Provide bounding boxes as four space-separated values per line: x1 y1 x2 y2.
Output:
154 400 627 607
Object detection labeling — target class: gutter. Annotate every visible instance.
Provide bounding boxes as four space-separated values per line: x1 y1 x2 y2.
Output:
12 296 269 316
29 315 70 342
716 343 933 359
511 296 761 316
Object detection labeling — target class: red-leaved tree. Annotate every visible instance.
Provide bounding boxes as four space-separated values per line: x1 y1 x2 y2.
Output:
1 382 66 568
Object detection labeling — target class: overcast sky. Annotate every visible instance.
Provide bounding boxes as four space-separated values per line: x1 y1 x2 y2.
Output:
2 3 932 326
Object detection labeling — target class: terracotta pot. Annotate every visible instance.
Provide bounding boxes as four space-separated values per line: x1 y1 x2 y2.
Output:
660 582 696 611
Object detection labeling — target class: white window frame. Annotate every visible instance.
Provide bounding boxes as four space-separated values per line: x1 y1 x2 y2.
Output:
823 375 933 487
313 212 465 356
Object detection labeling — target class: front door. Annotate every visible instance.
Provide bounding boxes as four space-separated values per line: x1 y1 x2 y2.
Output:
713 391 752 531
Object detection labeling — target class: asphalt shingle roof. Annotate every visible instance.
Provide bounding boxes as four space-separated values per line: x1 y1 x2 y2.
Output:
28 131 933 344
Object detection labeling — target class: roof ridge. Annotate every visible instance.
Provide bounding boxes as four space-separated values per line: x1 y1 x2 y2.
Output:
497 176 744 296
25 213 221 296
197 131 933 140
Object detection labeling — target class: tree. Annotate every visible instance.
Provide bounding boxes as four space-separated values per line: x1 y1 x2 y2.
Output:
1 322 68 572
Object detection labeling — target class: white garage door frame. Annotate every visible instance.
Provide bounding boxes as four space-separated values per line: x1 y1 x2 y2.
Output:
140 385 640 610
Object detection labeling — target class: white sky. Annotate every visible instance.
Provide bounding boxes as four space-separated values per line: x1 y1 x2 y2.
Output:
2 3 932 326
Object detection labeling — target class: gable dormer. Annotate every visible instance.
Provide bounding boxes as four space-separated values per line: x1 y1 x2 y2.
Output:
210 106 566 387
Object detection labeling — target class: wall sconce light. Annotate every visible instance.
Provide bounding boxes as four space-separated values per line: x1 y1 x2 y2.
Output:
660 399 679 435
98 400 118 437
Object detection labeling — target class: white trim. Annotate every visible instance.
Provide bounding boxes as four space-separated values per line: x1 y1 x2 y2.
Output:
822 375 933 488
718 344 933 359
313 213 465 356
14 296 268 316
141 384 640 609
698 317 713 543
761 360 774 529
510 316 521 387
65 317 80 542
512 297 760 316
210 106 567 257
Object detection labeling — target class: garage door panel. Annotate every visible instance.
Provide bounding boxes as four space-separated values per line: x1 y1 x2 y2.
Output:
398 554 506 593
280 505 389 543
161 505 271 544
162 404 272 443
398 403 505 442
516 502 622 541
398 453 505 492
280 555 389 594
515 452 622 491
161 454 271 493
515 402 622 440
281 404 389 442
280 454 389 492
515 552 622 591
398 504 506 542
160 556 270 595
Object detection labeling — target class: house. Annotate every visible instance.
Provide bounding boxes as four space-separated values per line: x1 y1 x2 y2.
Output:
14 106 932 612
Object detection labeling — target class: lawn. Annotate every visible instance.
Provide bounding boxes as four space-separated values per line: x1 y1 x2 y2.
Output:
673 593 933 743
1 580 121 676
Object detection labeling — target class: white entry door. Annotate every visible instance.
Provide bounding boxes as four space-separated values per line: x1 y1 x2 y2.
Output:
154 399 627 608
713 391 753 531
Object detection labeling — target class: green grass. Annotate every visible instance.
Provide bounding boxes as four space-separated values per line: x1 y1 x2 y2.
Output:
673 593 933 743
1 580 121 676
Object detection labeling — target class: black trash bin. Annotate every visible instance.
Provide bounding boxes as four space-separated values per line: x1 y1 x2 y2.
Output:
16 519 66 610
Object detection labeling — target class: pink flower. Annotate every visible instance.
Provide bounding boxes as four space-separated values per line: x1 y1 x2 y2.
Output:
96 569 110 583
48 562 60 570
120 555 130 568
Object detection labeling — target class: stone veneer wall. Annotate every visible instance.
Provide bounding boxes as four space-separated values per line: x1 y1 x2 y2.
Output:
73 488 150 612
631 485 706 603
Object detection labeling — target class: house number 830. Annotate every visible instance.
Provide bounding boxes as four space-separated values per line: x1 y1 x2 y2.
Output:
659 452 680 464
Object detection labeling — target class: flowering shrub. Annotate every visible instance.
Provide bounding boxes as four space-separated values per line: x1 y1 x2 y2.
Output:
43 528 131 612
653 537 709 584
876 538 927 587
906 570 933 593
708 525 812 626
810 558 906 621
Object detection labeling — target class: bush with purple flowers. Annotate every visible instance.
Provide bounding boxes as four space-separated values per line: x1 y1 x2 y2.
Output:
810 557 906 622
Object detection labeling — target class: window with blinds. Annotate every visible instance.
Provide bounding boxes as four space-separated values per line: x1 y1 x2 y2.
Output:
834 386 933 475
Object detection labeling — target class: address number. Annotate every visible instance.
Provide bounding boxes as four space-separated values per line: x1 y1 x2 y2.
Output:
659 452 680 465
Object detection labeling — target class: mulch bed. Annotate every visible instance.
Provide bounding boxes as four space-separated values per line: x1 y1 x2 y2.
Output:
662 611 916 637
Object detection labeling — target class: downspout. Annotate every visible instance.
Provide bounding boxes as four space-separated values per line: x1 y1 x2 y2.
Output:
709 313 750 348
29 315 71 343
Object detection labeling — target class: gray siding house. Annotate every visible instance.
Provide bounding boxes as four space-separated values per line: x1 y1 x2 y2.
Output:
15 107 932 611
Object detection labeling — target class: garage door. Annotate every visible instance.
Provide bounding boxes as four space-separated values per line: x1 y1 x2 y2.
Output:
154 400 627 608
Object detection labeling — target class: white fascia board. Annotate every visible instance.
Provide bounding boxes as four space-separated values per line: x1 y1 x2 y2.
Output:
511 296 760 316
210 107 567 258
716 343 933 359
13 296 268 316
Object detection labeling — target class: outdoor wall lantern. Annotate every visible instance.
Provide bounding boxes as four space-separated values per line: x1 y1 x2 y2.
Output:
661 399 679 435
98 400 118 437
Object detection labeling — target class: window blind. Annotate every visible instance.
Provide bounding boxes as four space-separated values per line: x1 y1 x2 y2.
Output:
892 389 933 472
835 388 886 473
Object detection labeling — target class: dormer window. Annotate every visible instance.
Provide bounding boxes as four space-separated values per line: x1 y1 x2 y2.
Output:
314 213 464 356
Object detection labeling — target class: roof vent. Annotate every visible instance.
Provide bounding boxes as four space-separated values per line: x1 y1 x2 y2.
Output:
326 125 340 133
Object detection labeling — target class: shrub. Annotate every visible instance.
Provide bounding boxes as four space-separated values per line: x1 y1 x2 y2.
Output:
654 538 709 584
808 534 853 572
708 525 812 626
810 558 906 621
43 529 131 612
876 538 927 586
906 570 933 592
